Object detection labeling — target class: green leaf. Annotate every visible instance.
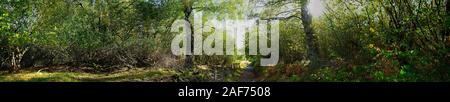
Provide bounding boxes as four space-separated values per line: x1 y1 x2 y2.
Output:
400 69 406 75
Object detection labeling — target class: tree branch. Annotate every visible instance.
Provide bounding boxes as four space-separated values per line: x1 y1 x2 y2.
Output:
260 15 301 20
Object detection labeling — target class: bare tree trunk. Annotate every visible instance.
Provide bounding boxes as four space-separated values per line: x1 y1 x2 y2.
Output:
11 51 17 72
9 46 28 73
301 1 320 69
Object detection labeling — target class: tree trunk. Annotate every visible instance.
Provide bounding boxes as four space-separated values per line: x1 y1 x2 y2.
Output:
301 2 320 69
446 0 450 35
183 3 194 69
447 0 450 16
9 47 28 73
446 0 450 46
11 51 17 72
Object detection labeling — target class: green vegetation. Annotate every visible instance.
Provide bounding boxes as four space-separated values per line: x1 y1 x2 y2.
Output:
1 0 449 82
0 68 177 82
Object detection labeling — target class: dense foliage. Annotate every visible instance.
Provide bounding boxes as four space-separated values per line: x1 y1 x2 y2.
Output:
0 0 449 82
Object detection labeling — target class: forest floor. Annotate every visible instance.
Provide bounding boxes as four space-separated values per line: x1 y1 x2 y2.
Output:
0 65 251 82
0 67 178 82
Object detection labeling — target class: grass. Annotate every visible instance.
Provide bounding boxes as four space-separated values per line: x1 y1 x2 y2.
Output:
0 68 177 82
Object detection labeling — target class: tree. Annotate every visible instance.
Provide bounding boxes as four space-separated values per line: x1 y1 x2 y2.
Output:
177 0 245 69
182 0 195 69
300 0 320 69
261 0 321 69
